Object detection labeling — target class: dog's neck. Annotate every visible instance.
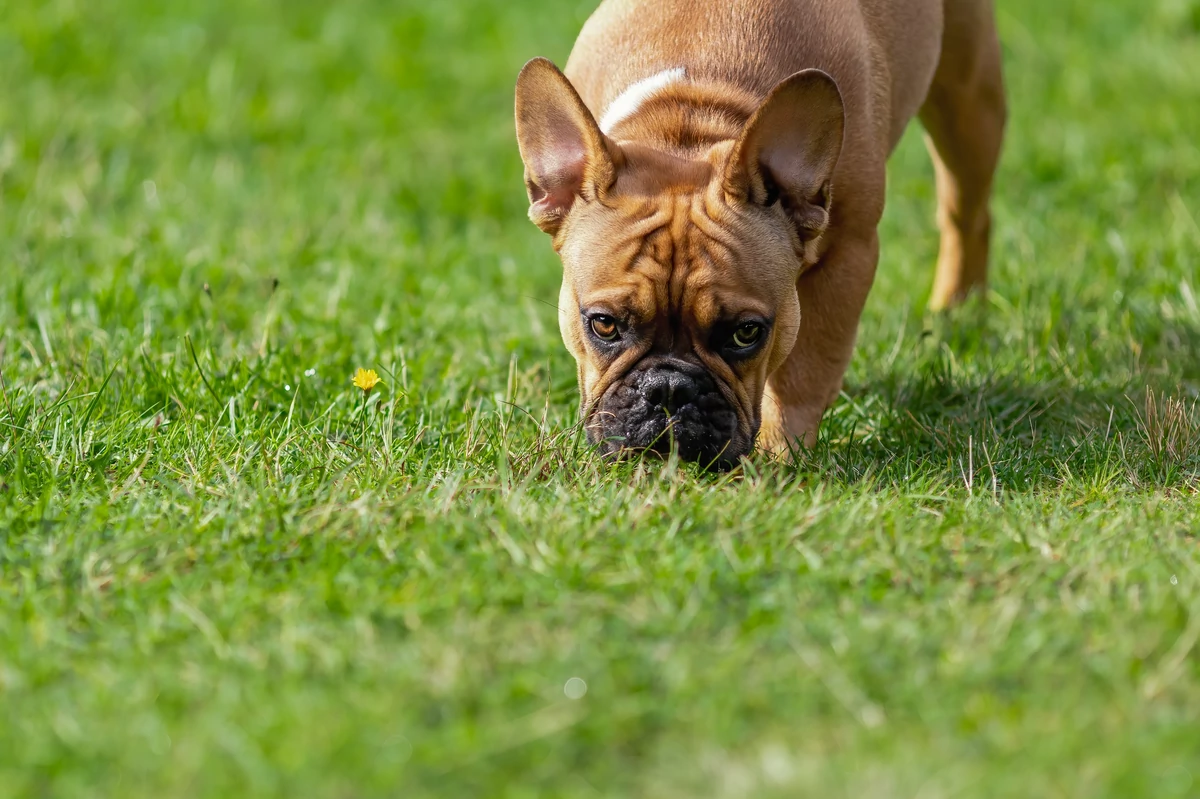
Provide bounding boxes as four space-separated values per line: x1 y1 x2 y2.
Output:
599 70 760 158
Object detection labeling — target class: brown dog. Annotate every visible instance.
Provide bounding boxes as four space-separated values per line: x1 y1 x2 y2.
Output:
515 0 1005 468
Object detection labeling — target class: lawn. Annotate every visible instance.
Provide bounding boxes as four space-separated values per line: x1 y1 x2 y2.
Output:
2 0 1199 796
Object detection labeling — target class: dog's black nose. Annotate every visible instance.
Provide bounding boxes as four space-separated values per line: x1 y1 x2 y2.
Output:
640 369 698 414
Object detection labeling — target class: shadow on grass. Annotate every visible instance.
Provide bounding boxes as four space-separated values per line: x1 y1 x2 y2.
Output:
791 320 1200 494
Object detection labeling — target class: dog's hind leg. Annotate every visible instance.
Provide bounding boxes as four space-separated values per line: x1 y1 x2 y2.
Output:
920 0 1007 310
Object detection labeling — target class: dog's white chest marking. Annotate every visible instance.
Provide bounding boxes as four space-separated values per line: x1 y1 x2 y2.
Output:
599 67 687 134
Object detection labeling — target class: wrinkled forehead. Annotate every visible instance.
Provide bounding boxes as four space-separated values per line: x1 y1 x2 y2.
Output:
561 192 796 323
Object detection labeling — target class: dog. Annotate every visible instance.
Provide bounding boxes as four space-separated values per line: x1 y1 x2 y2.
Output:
515 0 1005 468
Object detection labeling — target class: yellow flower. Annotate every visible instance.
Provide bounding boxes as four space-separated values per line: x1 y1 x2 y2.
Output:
352 368 382 393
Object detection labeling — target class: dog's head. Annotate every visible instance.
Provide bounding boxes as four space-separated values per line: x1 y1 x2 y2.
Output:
515 59 844 469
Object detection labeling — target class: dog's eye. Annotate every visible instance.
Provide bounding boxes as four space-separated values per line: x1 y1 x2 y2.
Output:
731 322 764 349
589 315 620 342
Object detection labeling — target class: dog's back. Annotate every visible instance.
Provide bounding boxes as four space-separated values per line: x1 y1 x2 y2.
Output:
565 0 945 154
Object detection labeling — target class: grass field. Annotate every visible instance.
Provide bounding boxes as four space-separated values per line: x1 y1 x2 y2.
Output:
2 0 1200 796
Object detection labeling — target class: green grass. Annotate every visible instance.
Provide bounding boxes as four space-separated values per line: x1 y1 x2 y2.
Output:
2 0 1199 796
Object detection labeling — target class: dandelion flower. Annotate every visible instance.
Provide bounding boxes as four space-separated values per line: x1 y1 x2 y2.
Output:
352 368 382 393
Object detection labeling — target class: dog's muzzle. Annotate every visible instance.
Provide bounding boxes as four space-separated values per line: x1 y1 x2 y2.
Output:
588 359 745 470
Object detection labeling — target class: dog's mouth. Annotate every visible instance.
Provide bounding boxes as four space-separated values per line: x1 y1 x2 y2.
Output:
585 359 752 470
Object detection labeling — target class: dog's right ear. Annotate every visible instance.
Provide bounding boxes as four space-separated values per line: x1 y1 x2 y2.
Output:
515 58 618 237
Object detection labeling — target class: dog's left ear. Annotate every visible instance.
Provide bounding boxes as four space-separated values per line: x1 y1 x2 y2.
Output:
515 57 619 237
724 69 845 246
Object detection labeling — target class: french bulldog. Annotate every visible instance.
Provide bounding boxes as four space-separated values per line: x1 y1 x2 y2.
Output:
515 0 1006 468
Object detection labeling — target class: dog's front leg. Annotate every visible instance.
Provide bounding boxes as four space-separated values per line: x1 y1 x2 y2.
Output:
759 229 880 455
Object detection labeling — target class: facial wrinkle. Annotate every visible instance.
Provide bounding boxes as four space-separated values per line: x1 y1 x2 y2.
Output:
683 200 759 436
666 195 696 354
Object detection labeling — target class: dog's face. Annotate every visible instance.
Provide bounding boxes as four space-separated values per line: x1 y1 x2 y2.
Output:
516 59 844 469
552 154 805 470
